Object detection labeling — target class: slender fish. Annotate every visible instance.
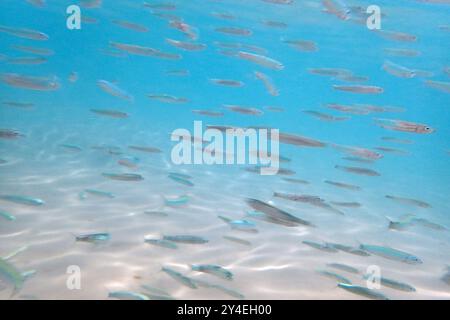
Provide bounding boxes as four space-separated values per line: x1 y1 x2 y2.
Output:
246 198 313 227
102 173 143 181
338 283 389 300
108 291 150 300
317 270 352 284
162 235 208 244
359 244 422 264
162 267 197 289
191 264 233 280
75 233 110 243
0 195 44 206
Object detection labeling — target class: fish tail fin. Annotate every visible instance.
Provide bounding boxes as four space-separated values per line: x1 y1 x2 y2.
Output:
78 191 87 200
355 239 363 249
70 232 79 242
103 285 112 297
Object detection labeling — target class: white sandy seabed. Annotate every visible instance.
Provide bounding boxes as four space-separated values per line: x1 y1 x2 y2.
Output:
1 131 450 300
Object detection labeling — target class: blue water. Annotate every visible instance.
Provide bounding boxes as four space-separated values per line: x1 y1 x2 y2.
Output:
0 0 449 299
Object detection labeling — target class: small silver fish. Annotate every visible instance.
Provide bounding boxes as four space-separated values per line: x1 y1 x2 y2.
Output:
303 240 338 253
144 237 177 249
162 235 208 244
385 195 431 208
1 73 59 91
144 211 169 217
140 285 175 300
147 94 188 104
210 79 244 87
279 132 326 148
0 195 44 206
112 20 149 33
360 244 422 264
274 192 344 215
386 216 411 231
90 109 128 119
164 195 190 206
75 233 110 243
168 174 194 187
215 27 252 36
282 178 309 184
108 291 150 300
254 71 279 96
97 80 134 101
324 180 361 191
223 235 252 246
327 263 359 274
191 264 233 280
0 25 49 41
11 45 53 56
317 270 352 284
83 189 115 199
110 41 181 60
327 243 370 256
333 85 384 94
2 101 34 109
363 274 416 292
102 173 144 181
128 145 162 153
166 38 206 51
411 218 446 231
225 105 264 116
162 266 197 289
0 128 25 140
218 215 257 233
338 283 389 300
246 198 314 227
425 80 450 94
6 56 47 65
0 210 16 221
335 165 381 176
237 51 284 70
330 201 362 208
303 110 349 122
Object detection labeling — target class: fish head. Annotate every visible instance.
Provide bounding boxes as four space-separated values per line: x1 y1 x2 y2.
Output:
337 282 351 289
371 151 384 160
405 255 423 264
417 126 434 134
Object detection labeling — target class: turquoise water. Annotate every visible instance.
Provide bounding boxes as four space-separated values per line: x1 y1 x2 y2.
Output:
0 0 449 300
